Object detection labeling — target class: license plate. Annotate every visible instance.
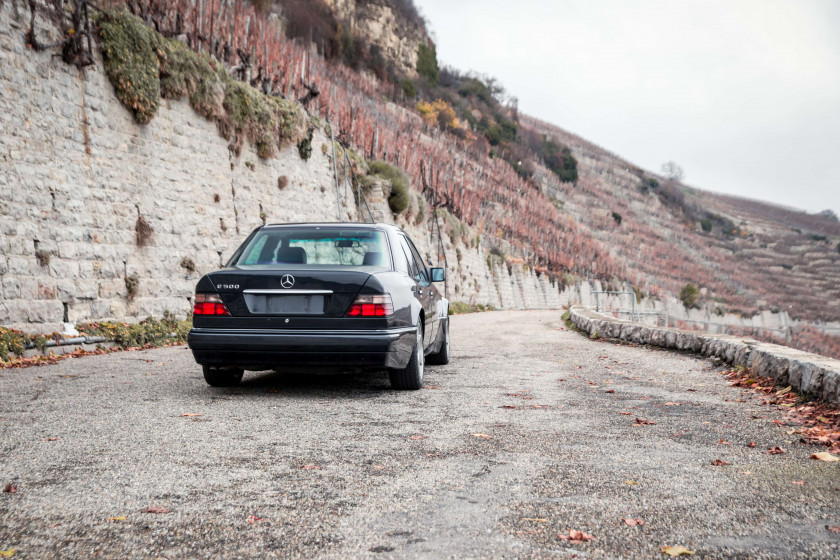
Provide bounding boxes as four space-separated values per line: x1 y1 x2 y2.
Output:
244 294 325 315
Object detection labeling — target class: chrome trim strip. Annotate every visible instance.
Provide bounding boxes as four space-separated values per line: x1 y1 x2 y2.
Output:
243 289 333 295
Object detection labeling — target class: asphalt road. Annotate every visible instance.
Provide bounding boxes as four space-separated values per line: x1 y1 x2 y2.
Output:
1 310 839 559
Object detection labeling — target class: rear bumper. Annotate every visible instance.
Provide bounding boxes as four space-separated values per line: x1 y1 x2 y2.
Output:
187 326 416 370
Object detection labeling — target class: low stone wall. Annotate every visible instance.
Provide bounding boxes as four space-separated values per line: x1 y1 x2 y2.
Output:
568 306 840 405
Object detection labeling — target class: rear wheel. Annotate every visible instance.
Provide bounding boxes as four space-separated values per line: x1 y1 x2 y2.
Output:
202 365 244 387
426 320 450 365
390 324 424 390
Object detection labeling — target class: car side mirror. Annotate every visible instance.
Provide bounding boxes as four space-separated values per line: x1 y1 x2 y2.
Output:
430 267 445 283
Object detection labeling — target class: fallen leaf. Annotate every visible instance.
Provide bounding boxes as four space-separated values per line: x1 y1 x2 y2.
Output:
558 529 595 543
619 412 633 415
423 385 441 389
604 390 615 394
3 484 17 494
827 526 840 533
521 518 548 523
663 402 680 406
811 452 840 462
718 439 732 445
622 518 645 526
500 405 518 409
408 435 427 440
739 471 753 475
0 550 15 558
662 545 695 556
634 418 656 425
471 433 492 439
747 441 756 448
791 481 805 485
108 516 127 522
44 437 59 442
141 506 171 514
180 413 202 417
247 515 264 524
623 479 639 485
763 446 785 455
711 459 731 466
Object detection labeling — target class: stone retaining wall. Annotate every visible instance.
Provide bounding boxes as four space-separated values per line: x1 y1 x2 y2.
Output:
0 2 571 334
569 306 840 405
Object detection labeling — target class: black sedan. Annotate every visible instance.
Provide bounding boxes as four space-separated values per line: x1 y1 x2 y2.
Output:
187 223 450 390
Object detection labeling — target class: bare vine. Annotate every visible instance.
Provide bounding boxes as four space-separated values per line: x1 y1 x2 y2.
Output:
26 0 95 67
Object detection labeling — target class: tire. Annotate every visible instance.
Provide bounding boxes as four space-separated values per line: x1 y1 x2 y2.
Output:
426 319 450 365
202 365 244 387
389 324 424 390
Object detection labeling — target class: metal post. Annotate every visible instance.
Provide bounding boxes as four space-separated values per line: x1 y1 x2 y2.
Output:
329 122 341 219
632 292 638 322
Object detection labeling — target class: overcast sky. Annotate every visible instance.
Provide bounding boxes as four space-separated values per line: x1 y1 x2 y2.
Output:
414 0 840 215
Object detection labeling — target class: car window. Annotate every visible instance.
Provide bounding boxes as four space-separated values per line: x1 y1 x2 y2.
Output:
391 237 410 275
235 228 391 268
398 237 418 278
401 235 428 284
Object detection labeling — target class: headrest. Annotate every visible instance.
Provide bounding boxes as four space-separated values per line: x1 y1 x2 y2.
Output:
363 252 383 266
275 246 307 264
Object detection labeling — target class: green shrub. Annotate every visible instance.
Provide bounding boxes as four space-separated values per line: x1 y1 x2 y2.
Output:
448 302 493 315
539 137 578 183
297 127 314 161
679 283 699 309
401 79 416 99
96 10 302 157
417 43 439 86
700 219 712 232
180 257 196 272
96 11 162 124
125 274 140 301
77 312 190 349
611 211 622 225
368 160 410 214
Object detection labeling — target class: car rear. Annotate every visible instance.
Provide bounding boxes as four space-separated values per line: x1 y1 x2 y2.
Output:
187 225 416 371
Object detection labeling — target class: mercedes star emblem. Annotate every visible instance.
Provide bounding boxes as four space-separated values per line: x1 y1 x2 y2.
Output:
280 274 295 289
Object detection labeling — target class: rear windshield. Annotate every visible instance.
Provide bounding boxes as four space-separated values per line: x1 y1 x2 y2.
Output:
233 228 392 268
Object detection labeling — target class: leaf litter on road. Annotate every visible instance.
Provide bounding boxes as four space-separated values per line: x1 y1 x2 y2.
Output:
662 545 695 556
811 452 839 462
622 518 645 526
141 506 171 514
763 447 785 455
3 484 17 494
557 529 594 543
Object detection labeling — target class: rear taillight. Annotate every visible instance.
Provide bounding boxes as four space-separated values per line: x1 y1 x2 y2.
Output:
346 294 394 317
193 293 231 316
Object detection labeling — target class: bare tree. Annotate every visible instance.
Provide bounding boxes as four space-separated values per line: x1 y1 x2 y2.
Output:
661 161 685 182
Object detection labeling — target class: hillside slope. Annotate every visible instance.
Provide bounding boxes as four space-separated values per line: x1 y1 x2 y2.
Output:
522 115 840 324
4 0 839 357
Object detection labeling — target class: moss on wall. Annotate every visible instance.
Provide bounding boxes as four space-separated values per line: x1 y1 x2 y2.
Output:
95 10 303 158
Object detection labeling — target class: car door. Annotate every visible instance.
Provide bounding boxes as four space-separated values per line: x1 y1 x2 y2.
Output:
399 235 437 349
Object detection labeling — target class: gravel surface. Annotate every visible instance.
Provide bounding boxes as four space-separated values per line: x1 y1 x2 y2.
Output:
1 310 839 559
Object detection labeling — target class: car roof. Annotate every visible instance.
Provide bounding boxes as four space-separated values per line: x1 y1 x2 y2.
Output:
262 222 402 233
